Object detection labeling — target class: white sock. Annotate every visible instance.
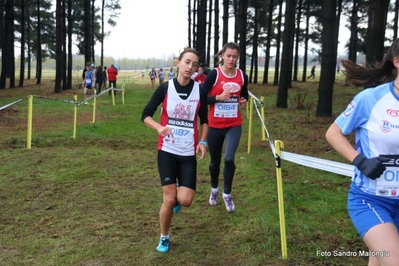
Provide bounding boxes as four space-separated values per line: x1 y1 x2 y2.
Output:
212 187 219 192
223 193 230 198
160 234 169 239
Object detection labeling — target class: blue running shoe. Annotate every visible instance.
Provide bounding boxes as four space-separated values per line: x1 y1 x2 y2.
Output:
173 202 182 213
156 236 170 253
173 183 181 213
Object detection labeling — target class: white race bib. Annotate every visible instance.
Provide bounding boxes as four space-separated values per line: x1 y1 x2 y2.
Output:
375 155 399 197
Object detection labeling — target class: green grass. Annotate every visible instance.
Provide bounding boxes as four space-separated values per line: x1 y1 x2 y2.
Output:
0 72 368 265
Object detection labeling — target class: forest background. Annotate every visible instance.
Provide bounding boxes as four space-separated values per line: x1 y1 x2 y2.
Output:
1 0 396 118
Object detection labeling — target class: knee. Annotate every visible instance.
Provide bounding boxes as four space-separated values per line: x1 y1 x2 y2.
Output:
179 198 193 207
224 158 235 166
163 196 177 208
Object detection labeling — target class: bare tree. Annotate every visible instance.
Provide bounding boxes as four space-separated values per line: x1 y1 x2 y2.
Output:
315 0 337 117
365 0 389 64
222 0 229 45
263 0 274 84
19 0 26 87
276 0 295 108
273 0 283 86
213 0 220 67
237 0 247 72
206 0 213 65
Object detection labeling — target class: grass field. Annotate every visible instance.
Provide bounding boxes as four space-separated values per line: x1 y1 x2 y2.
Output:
0 70 369 265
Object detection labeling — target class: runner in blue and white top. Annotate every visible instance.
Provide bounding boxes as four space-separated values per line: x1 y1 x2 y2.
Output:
326 39 399 265
82 64 93 105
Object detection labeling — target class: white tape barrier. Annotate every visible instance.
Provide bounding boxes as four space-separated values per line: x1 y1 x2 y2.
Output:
280 151 354 177
249 90 354 178
0 97 28 111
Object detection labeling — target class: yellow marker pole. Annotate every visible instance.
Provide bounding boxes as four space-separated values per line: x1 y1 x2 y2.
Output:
26 95 33 149
247 97 253 154
92 89 97 123
274 140 288 260
73 95 77 139
111 85 115 106
246 99 249 119
260 96 266 141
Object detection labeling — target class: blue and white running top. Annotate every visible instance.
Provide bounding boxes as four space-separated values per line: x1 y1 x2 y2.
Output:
335 81 399 198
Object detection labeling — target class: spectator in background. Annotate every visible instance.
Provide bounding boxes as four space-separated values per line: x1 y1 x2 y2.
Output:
107 64 118 96
194 65 207 87
149 67 157 89
168 67 175 80
307 65 316 79
103 66 108 91
82 64 94 105
96 66 104 94
158 68 165 85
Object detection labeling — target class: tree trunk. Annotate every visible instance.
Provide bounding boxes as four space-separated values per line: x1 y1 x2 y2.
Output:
276 0 295 108
54 0 63 93
206 0 213 65
36 0 42 84
222 0 228 46
293 0 302 82
315 0 337 117
19 0 26 87
237 0 247 72
67 0 72 89
348 0 358 62
213 0 219 67
263 0 274 84
84 0 91 64
273 0 283 86
394 0 399 40
8 0 15 88
302 0 310 82
196 0 207 63
188 0 192 47
365 0 389 64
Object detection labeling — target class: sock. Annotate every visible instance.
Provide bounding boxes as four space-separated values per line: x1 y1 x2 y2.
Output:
212 187 219 192
160 234 169 239
223 193 230 198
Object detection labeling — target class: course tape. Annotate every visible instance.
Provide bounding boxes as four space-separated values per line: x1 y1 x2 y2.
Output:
249 90 354 177
0 86 125 109
280 151 354 177
0 96 29 111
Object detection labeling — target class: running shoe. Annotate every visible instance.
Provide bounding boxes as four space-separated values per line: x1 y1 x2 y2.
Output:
173 183 181 213
223 193 235 212
209 188 219 206
173 202 182 213
156 236 170 253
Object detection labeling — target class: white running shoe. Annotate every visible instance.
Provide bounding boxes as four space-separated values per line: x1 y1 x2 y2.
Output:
223 193 235 212
209 188 219 206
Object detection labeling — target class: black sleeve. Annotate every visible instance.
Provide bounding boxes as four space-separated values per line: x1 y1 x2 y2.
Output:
202 69 218 104
240 73 249 100
141 82 169 122
198 86 209 125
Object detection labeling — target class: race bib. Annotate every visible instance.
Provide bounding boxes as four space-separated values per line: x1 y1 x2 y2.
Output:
166 118 194 146
214 98 238 118
375 155 399 197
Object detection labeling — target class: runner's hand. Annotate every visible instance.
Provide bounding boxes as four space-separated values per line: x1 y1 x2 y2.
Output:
352 154 390 179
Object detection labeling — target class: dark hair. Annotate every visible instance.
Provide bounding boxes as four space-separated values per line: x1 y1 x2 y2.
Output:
342 39 399 88
214 42 240 65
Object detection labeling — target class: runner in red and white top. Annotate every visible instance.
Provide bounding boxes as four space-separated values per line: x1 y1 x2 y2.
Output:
141 47 208 253
202 42 248 213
